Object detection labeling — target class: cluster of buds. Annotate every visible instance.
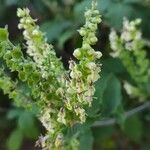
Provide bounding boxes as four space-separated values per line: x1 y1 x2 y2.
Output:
39 109 55 133
109 29 121 57
109 18 150 98
14 1 102 149
65 1 102 123
17 8 64 79
17 8 66 150
121 18 142 51
109 18 143 57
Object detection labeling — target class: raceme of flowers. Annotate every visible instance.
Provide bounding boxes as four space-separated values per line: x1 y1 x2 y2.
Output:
0 1 102 150
109 18 150 100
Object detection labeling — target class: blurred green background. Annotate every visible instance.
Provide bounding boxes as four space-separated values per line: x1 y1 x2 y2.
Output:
0 0 150 150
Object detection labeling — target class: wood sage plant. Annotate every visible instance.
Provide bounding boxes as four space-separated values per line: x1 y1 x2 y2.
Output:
0 1 102 149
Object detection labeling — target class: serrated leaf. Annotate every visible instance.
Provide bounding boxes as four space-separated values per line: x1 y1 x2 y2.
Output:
18 71 26 81
12 48 23 59
0 28 8 42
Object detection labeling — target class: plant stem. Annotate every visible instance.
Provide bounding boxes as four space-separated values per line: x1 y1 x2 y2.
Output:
92 101 150 127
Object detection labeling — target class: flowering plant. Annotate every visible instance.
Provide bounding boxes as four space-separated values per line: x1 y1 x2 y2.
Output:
109 18 150 101
0 1 102 149
0 0 150 150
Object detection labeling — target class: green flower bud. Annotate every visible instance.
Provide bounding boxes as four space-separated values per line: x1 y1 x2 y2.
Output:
17 8 26 17
86 62 96 70
73 48 81 59
90 37 98 44
78 28 86 36
95 51 102 59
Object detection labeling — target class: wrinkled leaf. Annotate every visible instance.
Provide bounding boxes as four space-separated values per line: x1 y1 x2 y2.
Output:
0 28 8 42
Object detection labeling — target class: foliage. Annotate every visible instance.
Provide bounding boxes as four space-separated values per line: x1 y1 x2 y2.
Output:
0 0 150 150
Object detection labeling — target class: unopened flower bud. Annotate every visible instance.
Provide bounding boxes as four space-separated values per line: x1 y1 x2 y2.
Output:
26 18 32 24
82 43 91 50
86 62 96 70
55 133 64 148
18 24 23 29
90 37 98 44
20 18 25 23
73 48 81 58
78 28 86 36
88 23 97 31
17 8 25 17
70 71 75 78
85 10 92 17
93 10 99 15
23 30 29 38
95 51 102 59
32 29 39 36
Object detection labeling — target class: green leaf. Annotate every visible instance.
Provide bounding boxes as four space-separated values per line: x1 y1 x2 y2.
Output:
6 0 19 5
5 0 29 6
31 72 40 83
74 0 91 21
7 109 22 120
105 2 134 29
40 19 72 42
0 28 8 42
7 129 23 150
102 74 122 115
145 113 150 121
93 126 114 141
12 48 23 59
18 111 39 139
98 0 113 12
23 64 33 72
58 30 75 48
78 129 94 150
18 71 27 81
123 115 143 142
102 58 126 74
87 72 111 117
124 0 142 4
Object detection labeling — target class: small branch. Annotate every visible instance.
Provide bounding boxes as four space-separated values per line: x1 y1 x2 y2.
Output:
93 101 150 127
